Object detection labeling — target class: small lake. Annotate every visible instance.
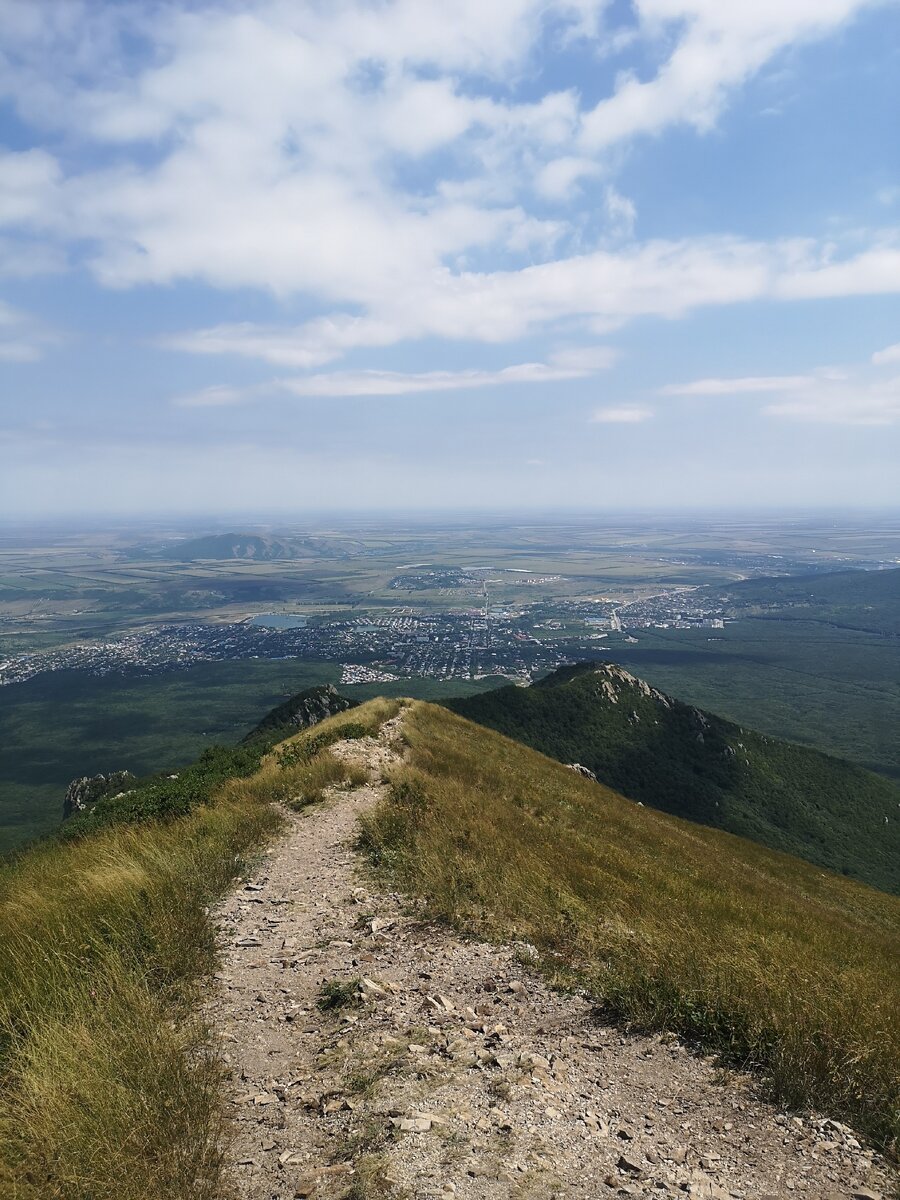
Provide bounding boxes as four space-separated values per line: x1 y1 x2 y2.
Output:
247 613 308 629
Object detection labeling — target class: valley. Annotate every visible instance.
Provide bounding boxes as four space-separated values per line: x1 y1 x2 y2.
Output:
2 513 900 850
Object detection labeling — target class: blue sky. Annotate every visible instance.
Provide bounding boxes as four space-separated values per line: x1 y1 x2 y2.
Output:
1 0 899 515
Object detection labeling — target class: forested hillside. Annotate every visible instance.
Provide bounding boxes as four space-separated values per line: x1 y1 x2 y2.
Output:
447 662 900 893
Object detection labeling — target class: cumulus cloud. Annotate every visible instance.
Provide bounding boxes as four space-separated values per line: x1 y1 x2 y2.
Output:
159 234 900 366
579 0 885 150
1 0 893 339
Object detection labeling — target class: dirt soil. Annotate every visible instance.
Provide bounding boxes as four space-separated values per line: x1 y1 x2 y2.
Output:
207 713 896 1200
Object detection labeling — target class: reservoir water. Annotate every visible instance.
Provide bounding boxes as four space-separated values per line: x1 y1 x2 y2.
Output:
247 613 308 629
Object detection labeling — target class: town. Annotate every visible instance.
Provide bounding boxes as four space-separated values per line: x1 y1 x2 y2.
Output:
0 581 729 689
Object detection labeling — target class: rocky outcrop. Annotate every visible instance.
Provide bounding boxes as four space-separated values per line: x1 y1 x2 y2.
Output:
247 683 358 740
566 762 597 781
63 770 135 820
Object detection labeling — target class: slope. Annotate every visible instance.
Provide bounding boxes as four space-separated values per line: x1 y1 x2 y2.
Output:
446 662 900 894
211 709 897 1198
360 701 900 1153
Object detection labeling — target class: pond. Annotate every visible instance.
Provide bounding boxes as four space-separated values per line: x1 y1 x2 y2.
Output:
247 613 308 629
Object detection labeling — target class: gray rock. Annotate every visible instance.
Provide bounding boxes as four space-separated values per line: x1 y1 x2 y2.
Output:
565 763 597 781
63 770 135 819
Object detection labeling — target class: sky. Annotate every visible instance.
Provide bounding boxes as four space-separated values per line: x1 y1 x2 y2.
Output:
1 0 899 516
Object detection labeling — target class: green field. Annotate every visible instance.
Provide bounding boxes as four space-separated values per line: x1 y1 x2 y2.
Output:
0 661 503 852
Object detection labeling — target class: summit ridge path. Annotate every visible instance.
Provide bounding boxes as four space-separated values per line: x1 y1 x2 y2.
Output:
208 714 895 1200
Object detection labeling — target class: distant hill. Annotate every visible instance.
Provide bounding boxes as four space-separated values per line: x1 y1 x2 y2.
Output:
155 532 368 561
446 662 900 894
245 683 358 740
708 565 900 636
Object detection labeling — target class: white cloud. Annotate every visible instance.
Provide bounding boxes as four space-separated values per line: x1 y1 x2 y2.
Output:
776 244 900 300
161 317 404 369
279 362 589 397
763 375 900 425
580 0 883 151
603 185 637 238
591 405 653 422
660 374 812 395
0 300 59 361
159 233 900 366
535 156 601 201
0 149 62 226
0 1 890 320
2 0 897 406
660 351 900 425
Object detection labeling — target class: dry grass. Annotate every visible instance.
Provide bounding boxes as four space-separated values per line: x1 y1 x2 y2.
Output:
359 702 900 1154
0 696 400 1198
242 698 402 809
0 778 281 1198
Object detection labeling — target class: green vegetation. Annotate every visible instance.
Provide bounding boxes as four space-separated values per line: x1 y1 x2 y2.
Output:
0 661 498 853
0 776 282 1199
598 619 900 779
246 682 358 739
0 659 337 850
447 663 900 894
317 977 362 1011
359 701 900 1152
0 696 396 1197
59 738 277 839
269 698 399 809
711 565 900 635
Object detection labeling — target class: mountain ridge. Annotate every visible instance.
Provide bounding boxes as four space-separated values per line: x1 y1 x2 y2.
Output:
446 660 900 893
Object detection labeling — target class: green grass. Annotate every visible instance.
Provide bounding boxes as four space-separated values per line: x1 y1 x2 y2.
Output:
0 783 283 1199
447 663 900 893
317 978 362 1011
0 695 400 1197
359 701 900 1153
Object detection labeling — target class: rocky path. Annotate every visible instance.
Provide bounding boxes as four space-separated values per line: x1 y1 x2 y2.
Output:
208 716 895 1200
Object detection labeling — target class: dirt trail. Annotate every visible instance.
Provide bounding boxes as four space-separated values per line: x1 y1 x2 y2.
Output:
208 715 895 1200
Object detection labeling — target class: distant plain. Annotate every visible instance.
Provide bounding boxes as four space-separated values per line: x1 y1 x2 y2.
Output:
2 513 898 850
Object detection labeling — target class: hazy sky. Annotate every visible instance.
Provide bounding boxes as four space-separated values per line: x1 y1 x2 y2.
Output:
1 0 899 515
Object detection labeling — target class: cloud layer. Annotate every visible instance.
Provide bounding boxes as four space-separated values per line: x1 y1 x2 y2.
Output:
2 0 897 379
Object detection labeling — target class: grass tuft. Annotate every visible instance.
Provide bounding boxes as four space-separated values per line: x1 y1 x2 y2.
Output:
317 977 362 1011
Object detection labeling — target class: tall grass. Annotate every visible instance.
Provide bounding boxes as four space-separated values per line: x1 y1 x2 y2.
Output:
0 785 282 1199
0 696 399 1198
359 702 900 1154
